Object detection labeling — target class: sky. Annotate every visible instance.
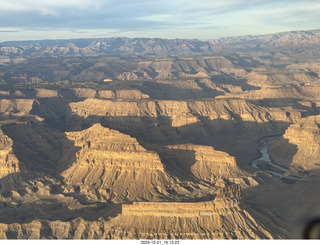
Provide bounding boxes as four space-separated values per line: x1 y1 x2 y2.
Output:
0 0 320 42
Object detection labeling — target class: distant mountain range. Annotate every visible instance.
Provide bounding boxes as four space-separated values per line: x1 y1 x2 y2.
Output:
0 29 320 58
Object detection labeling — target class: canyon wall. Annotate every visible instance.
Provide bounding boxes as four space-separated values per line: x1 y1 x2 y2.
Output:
61 124 175 202
111 185 278 239
163 144 244 183
0 128 20 178
0 185 282 239
269 115 320 173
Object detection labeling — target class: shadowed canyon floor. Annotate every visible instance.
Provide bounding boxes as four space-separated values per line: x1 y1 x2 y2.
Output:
0 32 320 239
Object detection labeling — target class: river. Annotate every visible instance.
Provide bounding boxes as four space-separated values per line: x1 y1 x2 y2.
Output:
251 136 300 181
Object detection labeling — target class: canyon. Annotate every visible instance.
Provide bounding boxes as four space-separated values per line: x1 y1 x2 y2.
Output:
0 30 319 239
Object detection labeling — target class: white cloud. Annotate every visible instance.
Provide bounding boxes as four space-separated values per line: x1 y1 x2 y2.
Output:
136 14 181 24
0 0 105 15
0 0 319 41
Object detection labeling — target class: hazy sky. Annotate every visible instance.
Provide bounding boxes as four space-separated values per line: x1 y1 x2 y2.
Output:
0 0 320 42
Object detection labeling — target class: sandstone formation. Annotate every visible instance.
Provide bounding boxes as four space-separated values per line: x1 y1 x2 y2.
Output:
0 99 34 118
246 70 319 88
1 122 74 176
162 144 244 184
269 115 320 173
61 124 175 202
0 128 20 178
0 185 283 239
0 30 319 240
223 85 320 101
70 99 200 127
35 89 58 98
67 97 302 171
70 98 300 127
97 90 150 100
109 185 279 239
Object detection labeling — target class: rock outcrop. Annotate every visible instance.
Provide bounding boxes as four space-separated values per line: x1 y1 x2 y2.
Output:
97 90 150 100
223 85 320 101
0 185 280 239
1 29 320 240
0 99 34 118
269 115 320 173
70 98 299 128
35 89 59 98
0 128 20 178
68 97 301 170
110 185 277 239
70 99 200 127
61 124 175 202
1 122 75 177
162 144 244 183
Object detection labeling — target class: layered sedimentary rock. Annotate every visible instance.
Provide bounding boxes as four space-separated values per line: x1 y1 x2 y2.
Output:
70 98 299 127
0 128 20 178
0 99 34 117
97 90 150 100
121 185 244 217
246 70 319 87
1 30 320 240
1 122 74 176
72 88 97 98
35 89 59 98
0 185 281 239
68 98 300 170
269 115 320 172
223 85 320 101
62 124 174 202
70 99 199 127
111 185 278 239
162 144 244 183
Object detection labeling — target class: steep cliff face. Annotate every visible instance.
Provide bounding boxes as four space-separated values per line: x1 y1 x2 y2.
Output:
99 90 150 100
110 185 279 239
70 99 200 127
70 98 299 127
269 115 320 173
71 88 97 98
35 89 59 98
0 185 284 239
246 70 319 87
162 144 244 183
1 30 319 240
0 99 35 118
68 98 300 170
0 128 20 178
223 85 320 101
61 124 175 202
186 99 300 123
1 122 75 177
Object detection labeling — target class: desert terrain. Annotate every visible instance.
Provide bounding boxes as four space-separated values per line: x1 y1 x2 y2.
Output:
0 30 319 239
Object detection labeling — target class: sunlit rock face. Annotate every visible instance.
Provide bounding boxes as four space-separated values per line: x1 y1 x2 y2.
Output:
0 30 320 239
0 185 280 239
62 124 174 202
269 115 320 173
163 144 243 183
0 128 20 178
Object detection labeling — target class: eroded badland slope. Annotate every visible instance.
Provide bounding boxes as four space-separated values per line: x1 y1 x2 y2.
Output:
0 31 320 239
269 115 320 173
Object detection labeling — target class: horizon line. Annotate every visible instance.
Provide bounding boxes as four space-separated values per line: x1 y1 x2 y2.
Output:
1 28 319 45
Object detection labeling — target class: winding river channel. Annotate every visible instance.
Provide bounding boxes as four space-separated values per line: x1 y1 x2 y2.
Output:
251 136 300 181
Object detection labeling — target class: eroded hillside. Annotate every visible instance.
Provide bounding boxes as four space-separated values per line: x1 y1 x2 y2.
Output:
0 33 320 239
